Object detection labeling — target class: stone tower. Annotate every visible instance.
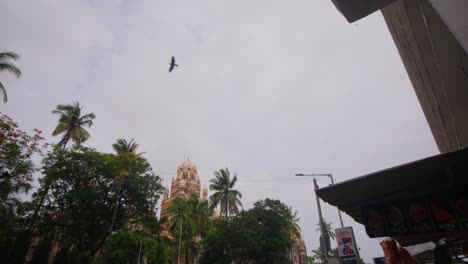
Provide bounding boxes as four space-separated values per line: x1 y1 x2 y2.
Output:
160 159 206 219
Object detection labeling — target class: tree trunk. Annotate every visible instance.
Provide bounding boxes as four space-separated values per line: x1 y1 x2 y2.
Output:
226 195 229 218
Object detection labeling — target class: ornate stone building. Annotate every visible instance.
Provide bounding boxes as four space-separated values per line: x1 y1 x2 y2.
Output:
291 231 308 264
160 159 208 219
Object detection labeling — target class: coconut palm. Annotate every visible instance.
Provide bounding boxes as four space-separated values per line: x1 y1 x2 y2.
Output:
316 218 336 240
285 207 301 261
168 194 209 263
112 138 143 175
0 51 22 103
186 194 210 235
168 197 194 263
209 168 243 217
112 138 139 154
51 102 96 148
286 208 301 234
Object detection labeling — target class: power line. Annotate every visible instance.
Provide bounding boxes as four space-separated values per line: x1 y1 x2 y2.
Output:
238 178 314 183
158 175 314 183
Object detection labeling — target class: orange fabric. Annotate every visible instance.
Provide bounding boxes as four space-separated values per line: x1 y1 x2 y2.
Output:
398 246 418 264
380 240 401 264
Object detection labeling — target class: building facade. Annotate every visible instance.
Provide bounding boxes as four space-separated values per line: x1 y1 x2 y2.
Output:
291 231 308 264
160 159 208 219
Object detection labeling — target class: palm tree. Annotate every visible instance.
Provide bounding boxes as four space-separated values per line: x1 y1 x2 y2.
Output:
51 102 96 148
285 208 301 261
316 218 336 240
0 51 21 103
171 194 209 263
286 208 301 234
112 138 139 154
112 138 142 177
209 168 243 217
168 197 192 263
186 194 210 235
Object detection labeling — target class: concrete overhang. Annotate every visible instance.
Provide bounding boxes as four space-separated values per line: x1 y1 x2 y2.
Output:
330 0 397 22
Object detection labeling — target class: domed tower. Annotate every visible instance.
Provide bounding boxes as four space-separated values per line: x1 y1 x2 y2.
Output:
160 159 203 219
170 159 201 197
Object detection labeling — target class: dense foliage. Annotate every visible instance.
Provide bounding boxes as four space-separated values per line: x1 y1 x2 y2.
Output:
28 146 162 262
0 113 165 263
199 199 297 264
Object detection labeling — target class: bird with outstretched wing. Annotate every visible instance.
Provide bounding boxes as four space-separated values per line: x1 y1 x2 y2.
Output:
169 56 178 72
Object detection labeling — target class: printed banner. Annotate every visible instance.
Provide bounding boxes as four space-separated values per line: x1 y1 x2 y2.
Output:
335 227 359 264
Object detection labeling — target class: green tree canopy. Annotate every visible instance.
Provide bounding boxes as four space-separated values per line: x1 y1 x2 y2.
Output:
27 145 163 262
199 198 295 264
107 228 172 264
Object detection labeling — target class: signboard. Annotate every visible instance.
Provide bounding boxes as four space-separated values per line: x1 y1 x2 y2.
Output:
335 227 359 264
362 193 468 238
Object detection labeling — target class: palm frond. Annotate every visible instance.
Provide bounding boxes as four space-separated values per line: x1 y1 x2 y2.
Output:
0 62 22 77
52 123 69 136
0 81 6 103
230 189 242 199
71 127 90 143
80 119 94 127
53 104 75 112
80 112 96 121
51 109 64 115
0 52 20 61
112 138 139 154
229 173 237 188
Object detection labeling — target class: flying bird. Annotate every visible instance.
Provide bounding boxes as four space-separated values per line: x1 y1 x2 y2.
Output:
169 56 178 72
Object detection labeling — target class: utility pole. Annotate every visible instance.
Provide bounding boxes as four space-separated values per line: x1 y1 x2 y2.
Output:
296 173 344 228
314 177 329 263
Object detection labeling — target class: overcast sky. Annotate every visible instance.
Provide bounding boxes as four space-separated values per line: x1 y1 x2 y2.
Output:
1 0 439 261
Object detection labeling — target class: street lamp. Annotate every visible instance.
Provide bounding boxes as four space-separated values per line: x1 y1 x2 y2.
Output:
295 173 344 228
296 173 345 263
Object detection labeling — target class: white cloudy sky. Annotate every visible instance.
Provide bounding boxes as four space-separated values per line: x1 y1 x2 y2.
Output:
1 0 439 261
